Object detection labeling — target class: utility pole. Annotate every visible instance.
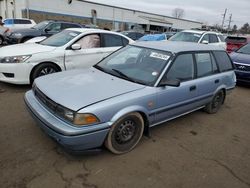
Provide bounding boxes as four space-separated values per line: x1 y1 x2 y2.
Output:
221 8 227 30
227 14 233 33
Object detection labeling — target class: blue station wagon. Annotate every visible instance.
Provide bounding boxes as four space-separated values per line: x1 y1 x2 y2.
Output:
24 41 236 154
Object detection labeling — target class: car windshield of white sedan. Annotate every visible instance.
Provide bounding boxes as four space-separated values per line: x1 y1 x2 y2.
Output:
40 30 80 47
96 45 171 86
169 32 201 42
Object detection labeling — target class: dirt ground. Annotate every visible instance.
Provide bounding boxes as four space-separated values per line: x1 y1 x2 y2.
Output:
0 82 250 188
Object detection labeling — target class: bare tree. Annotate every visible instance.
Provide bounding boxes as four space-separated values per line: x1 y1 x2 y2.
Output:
172 8 185 19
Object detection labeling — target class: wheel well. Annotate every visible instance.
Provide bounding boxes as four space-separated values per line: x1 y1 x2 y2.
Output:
137 111 150 137
221 88 226 104
29 62 62 84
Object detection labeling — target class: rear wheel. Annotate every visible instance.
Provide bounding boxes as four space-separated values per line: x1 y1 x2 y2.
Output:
204 90 225 114
105 112 144 154
31 63 59 84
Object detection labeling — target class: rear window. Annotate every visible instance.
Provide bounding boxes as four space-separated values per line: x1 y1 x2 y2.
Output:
213 51 234 72
226 36 247 44
62 23 81 29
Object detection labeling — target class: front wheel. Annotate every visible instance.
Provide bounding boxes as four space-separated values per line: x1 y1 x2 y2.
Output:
204 90 225 114
105 112 144 154
31 63 59 84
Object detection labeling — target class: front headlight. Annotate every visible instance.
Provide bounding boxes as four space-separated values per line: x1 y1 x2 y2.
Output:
0 55 31 63
74 113 100 126
12 33 22 38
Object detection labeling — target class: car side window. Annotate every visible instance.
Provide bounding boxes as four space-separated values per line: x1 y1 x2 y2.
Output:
167 54 194 81
102 34 124 47
195 53 213 77
213 51 234 72
201 34 209 43
75 34 100 49
46 23 61 32
62 23 81 29
14 19 31 24
209 34 219 43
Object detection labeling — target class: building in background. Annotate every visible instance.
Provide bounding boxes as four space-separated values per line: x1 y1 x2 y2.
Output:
0 0 202 32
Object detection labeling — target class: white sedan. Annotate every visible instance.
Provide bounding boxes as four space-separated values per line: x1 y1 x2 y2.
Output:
0 28 133 84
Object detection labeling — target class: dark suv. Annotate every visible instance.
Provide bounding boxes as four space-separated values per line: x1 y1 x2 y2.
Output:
5 20 83 44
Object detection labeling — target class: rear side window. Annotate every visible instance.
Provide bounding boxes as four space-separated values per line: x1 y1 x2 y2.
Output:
218 35 225 42
209 34 219 43
213 51 233 72
167 54 194 81
4 19 13 24
14 19 32 24
102 34 124 47
195 53 213 77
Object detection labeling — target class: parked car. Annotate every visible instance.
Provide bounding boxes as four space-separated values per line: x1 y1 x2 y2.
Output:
5 20 83 44
3 18 36 29
226 36 250 53
138 33 167 41
230 43 250 84
0 26 8 45
0 28 133 84
24 41 236 154
169 30 226 49
121 31 144 40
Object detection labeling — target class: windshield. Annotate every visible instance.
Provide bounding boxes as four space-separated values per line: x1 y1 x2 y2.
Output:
95 45 172 86
169 32 201 42
32 21 50 30
237 43 250 54
40 30 80 47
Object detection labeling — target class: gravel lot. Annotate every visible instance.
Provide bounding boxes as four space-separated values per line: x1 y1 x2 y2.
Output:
0 82 250 188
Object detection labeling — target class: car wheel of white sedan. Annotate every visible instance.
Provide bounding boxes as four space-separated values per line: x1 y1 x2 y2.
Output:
105 112 144 154
31 63 59 84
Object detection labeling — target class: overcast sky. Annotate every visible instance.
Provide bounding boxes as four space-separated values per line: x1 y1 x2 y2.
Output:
87 0 250 28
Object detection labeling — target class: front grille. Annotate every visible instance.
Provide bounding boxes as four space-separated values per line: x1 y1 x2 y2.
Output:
34 87 58 113
234 63 250 72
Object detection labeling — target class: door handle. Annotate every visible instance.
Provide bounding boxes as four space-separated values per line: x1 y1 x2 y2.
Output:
190 85 196 91
215 79 220 84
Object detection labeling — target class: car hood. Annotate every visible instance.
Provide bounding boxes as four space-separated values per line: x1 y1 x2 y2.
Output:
230 52 250 64
0 43 56 57
35 68 146 111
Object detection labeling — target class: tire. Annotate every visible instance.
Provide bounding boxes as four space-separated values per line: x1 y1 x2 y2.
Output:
204 90 225 114
31 63 59 84
105 112 144 154
0 36 3 45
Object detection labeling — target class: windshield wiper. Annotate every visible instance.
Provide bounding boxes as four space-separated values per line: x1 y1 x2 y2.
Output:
112 69 138 83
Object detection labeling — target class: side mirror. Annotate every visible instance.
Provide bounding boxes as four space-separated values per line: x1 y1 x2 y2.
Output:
201 40 209 44
159 79 180 87
44 28 51 33
71 44 81 50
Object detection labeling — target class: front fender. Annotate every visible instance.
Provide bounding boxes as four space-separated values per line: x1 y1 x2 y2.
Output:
110 105 150 124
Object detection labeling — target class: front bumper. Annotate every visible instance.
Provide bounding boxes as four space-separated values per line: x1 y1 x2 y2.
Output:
0 63 33 84
235 70 250 84
5 36 20 44
24 90 110 151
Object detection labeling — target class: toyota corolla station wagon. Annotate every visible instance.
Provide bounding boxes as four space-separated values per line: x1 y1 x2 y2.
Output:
24 41 236 154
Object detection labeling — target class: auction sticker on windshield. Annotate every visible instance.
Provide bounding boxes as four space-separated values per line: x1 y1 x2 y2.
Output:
150 52 170 61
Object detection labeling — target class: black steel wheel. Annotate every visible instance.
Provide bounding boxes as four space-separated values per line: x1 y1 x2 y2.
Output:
31 63 59 84
204 90 225 114
105 112 144 154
